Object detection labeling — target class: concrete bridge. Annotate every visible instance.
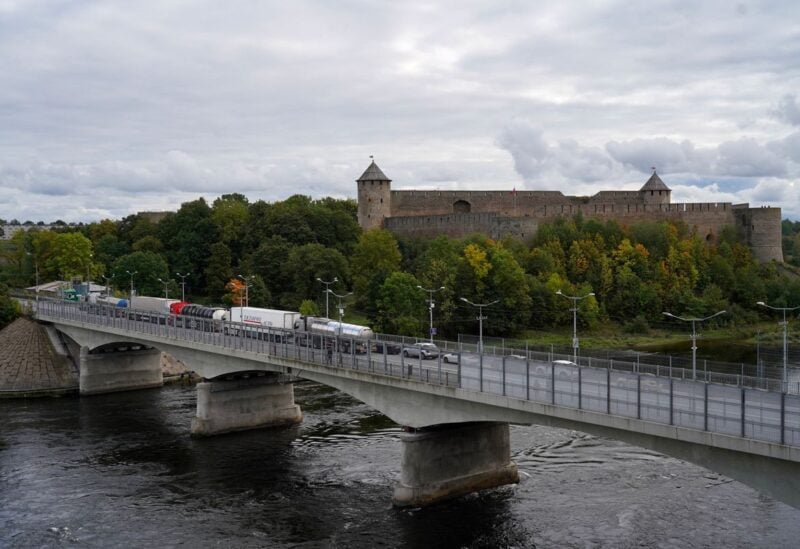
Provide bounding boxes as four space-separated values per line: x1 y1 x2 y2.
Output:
33 299 800 509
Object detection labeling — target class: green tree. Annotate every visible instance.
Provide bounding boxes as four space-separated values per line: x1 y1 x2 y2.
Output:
0 282 20 328
205 242 233 302
112 251 170 298
376 271 425 336
351 229 402 304
282 243 350 308
46 232 95 281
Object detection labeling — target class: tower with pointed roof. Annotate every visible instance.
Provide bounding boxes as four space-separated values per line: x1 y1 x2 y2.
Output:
639 170 671 205
356 159 392 230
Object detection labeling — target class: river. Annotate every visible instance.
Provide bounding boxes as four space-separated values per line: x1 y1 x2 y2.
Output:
2 381 800 548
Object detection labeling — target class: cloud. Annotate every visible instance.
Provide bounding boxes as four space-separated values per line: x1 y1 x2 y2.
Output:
774 94 800 127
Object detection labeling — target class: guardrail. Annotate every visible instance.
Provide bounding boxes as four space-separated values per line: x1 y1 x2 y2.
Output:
31 297 800 449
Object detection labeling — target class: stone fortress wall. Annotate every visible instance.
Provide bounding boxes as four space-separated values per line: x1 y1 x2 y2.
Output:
356 161 784 263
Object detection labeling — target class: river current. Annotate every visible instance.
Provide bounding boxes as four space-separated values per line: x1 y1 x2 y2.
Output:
2 381 800 548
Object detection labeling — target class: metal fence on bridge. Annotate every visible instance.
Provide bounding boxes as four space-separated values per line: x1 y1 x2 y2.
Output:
31 297 800 449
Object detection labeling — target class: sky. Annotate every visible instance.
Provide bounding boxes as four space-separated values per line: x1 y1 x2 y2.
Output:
0 0 799 223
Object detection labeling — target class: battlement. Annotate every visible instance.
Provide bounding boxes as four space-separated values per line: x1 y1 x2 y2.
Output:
357 161 782 262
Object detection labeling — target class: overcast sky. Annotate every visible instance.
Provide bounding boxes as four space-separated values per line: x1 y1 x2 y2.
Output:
1 0 799 223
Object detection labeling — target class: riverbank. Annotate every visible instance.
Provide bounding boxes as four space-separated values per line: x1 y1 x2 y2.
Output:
0 316 78 398
0 316 200 398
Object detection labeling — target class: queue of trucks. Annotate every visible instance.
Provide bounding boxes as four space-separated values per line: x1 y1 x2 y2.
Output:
82 293 380 353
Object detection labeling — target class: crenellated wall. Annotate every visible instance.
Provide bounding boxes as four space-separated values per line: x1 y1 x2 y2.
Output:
360 173 782 262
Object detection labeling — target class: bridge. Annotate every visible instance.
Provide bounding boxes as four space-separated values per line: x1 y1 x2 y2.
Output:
31 298 800 509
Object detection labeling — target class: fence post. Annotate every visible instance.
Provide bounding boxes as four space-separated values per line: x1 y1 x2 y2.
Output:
704 382 709 431
578 366 582 410
669 378 674 426
526 356 530 401
502 355 506 396
781 392 786 446
741 387 746 438
551 361 556 405
480 348 484 393
637 374 641 420
606 367 611 414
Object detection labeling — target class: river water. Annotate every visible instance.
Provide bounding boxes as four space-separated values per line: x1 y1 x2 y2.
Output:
2 381 800 548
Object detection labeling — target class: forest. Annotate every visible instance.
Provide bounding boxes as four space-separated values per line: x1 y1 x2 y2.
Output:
2 194 800 337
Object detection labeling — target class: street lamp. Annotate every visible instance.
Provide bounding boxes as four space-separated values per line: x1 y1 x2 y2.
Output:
757 301 800 386
26 252 39 308
460 297 498 353
556 289 595 363
157 278 170 299
126 270 137 301
417 285 445 342
316 277 338 318
176 272 190 302
662 310 727 380
238 274 255 307
102 274 114 297
330 291 353 346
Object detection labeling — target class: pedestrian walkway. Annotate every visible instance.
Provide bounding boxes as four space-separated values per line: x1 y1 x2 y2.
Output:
0 317 77 397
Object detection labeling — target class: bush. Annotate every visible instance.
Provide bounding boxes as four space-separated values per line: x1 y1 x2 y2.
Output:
623 315 650 335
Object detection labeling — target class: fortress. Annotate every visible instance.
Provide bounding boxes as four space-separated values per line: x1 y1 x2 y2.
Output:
356 160 783 263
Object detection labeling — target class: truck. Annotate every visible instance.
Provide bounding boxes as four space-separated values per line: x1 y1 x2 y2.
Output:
129 296 180 322
227 307 301 340
293 316 375 353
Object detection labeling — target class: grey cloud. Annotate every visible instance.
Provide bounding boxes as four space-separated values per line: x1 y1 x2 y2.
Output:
774 94 800 126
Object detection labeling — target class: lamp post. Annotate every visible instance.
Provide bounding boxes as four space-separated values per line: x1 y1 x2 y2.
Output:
460 297 498 353
157 278 170 299
238 274 254 307
316 277 338 318
176 272 190 302
126 270 137 301
662 310 727 380
102 274 114 297
556 289 595 363
330 291 353 349
417 285 445 342
26 252 39 308
757 301 800 386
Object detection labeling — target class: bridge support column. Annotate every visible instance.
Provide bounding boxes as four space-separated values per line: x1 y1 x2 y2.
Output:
80 346 163 395
393 421 519 507
191 375 303 436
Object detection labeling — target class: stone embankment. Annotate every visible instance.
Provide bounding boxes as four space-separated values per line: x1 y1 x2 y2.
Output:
0 317 78 397
1 317 198 398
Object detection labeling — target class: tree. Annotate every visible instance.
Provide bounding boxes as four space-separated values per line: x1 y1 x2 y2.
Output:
299 299 319 316
351 229 402 303
376 272 425 336
46 232 95 281
282 243 350 308
205 242 233 302
112 251 170 298
0 282 20 329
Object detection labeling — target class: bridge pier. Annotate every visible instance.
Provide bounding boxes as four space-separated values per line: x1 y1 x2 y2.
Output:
80 345 163 395
393 421 519 507
190 375 303 436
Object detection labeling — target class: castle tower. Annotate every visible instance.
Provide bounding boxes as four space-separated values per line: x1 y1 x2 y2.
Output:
640 170 671 205
357 159 392 230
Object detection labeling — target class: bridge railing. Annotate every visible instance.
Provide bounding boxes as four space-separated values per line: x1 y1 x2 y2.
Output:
33 298 800 449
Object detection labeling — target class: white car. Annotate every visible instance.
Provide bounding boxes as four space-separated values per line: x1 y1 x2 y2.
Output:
442 352 460 364
403 342 439 359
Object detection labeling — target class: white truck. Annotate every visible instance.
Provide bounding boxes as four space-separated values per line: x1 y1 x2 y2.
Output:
227 307 301 340
129 296 180 322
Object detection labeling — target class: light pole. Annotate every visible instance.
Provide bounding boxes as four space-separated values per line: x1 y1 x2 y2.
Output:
176 272 190 302
757 301 800 386
330 291 353 348
556 289 595 363
662 310 727 380
460 297 498 353
157 278 170 299
316 277 338 318
126 270 137 301
102 274 114 297
238 274 254 307
417 285 445 342
26 252 39 308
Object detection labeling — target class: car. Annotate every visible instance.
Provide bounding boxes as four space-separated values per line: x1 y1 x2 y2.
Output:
403 342 439 359
553 359 577 366
442 352 460 364
371 341 402 355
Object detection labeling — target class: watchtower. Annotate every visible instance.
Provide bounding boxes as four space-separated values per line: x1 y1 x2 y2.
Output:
640 170 671 205
357 159 392 230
